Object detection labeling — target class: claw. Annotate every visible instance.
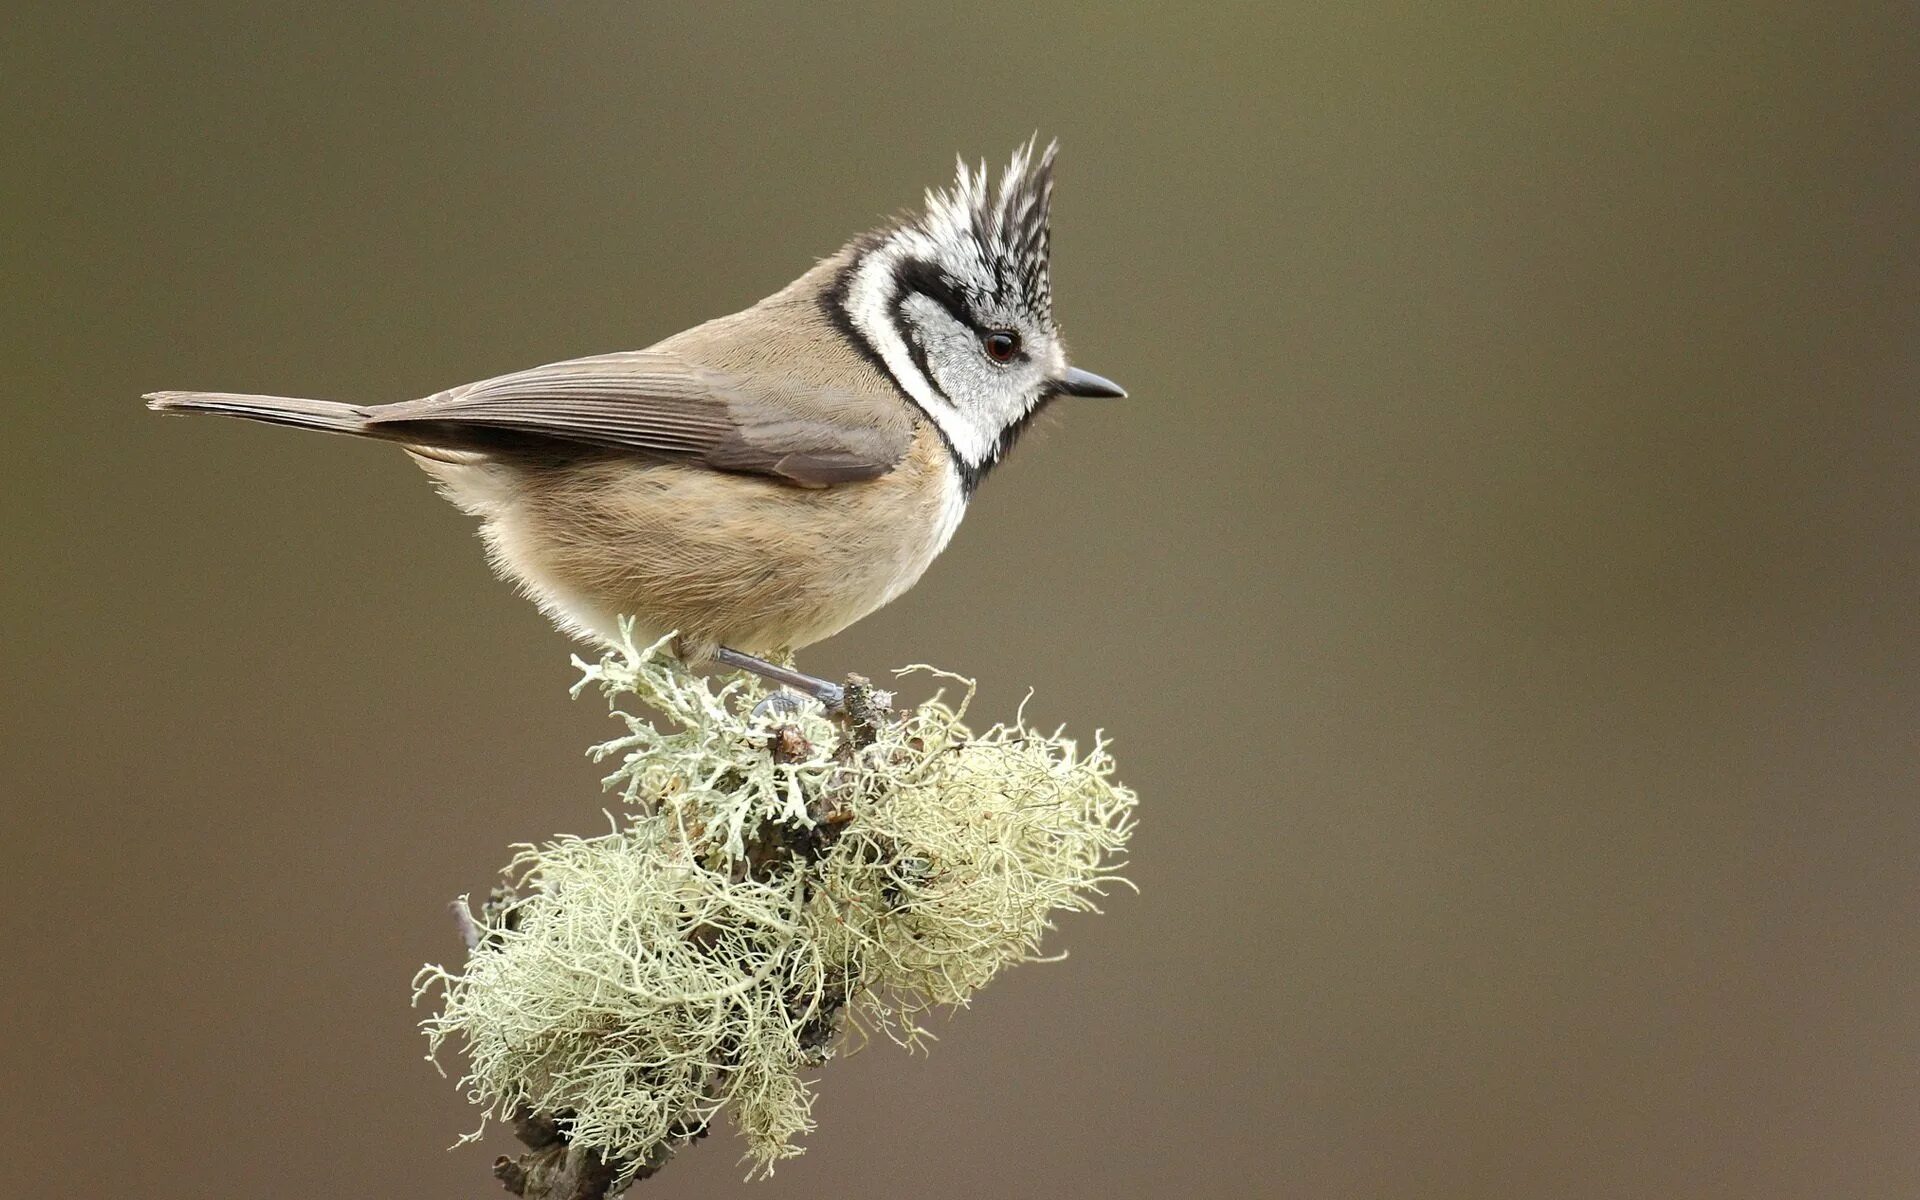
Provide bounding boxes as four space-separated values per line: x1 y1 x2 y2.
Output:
749 686 845 721
750 692 808 722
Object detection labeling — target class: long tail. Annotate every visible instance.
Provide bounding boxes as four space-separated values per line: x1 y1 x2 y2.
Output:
145 390 373 436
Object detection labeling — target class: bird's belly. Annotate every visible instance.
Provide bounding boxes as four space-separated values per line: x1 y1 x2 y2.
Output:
426 443 965 657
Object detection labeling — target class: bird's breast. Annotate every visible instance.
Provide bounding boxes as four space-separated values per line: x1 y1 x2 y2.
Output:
429 422 966 654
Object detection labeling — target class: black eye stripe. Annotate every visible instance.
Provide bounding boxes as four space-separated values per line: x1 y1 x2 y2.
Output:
890 258 989 337
883 268 949 410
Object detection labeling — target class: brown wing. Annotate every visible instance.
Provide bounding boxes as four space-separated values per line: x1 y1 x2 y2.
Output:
364 350 912 486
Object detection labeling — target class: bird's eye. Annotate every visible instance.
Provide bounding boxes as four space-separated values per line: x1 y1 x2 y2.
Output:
982 329 1021 363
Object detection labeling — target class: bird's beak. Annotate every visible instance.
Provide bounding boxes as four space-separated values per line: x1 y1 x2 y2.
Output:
1055 366 1128 399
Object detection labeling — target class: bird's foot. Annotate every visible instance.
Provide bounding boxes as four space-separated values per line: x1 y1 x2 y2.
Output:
716 646 847 715
749 691 830 722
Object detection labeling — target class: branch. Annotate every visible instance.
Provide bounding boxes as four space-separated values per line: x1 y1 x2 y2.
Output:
492 1106 687 1200
419 643 1135 1190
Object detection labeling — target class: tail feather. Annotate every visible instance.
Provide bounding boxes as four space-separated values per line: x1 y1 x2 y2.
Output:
145 391 371 436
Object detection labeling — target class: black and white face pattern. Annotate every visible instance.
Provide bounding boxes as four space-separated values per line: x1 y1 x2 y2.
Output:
835 141 1067 489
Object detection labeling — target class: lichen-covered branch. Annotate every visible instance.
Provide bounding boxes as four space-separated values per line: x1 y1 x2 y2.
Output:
415 626 1137 1193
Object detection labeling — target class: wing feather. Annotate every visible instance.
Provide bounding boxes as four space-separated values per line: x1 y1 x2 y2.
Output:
364 350 910 485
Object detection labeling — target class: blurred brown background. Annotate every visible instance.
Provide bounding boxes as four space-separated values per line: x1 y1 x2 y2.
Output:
4 3 1917 1197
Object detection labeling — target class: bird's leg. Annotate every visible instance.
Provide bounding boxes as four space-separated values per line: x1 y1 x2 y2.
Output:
714 646 847 713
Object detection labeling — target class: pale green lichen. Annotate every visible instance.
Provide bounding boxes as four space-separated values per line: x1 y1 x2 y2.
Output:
415 625 1136 1181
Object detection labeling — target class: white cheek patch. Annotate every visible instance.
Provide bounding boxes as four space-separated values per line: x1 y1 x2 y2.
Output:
902 295 1043 443
844 236 999 467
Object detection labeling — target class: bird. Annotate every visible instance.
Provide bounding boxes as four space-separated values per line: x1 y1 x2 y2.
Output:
146 139 1125 710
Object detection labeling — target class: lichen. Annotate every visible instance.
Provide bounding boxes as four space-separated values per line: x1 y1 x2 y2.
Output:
415 624 1136 1181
